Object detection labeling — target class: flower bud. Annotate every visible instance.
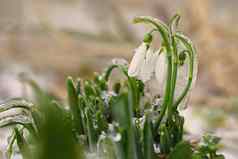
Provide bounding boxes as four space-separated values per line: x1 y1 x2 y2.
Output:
143 33 153 44
178 52 187 66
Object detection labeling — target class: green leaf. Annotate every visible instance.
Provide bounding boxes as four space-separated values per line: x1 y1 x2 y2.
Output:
214 155 225 159
84 80 96 97
6 129 17 159
85 108 98 151
36 101 81 159
67 77 84 135
169 14 181 34
143 115 153 159
94 73 108 91
192 153 203 159
159 124 171 154
168 141 193 159
97 136 117 159
76 78 82 96
15 128 31 159
112 93 138 159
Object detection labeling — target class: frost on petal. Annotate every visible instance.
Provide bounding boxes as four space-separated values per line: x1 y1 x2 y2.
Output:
144 51 167 99
128 43 147 77
138 48 157 82
144 78 162 99
155 52 167 97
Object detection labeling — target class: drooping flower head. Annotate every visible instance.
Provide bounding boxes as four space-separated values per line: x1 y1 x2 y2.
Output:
128 33 158 82
128 15 198 111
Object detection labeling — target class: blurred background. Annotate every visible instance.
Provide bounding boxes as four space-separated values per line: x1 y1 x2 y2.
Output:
0 0 237 158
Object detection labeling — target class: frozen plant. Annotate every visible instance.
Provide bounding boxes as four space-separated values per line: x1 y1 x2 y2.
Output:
0 14 224 159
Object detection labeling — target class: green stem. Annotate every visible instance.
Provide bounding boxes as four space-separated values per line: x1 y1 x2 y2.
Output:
167 36 178 119
155 48 172 130
133 16 177 130
169 14 181 34
104 64 140 115
148 32 172 131
173 33 196 109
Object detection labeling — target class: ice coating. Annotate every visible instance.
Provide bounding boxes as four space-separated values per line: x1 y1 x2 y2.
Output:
144 50 167 99
155 51 167 96
128 43 147 77
108 123 121 142
139 48 158 82
128 43 160 82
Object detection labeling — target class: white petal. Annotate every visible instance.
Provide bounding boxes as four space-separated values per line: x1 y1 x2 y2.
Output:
144 77 162 98
155 52 167 96
128 43 147 77
138 48 157 82
143 51 167 98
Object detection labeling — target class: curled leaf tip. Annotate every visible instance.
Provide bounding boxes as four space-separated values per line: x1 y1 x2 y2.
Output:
133 16 156 24
170 14 181 31
133 16 150 21
133 17 143 23
174 13 181 17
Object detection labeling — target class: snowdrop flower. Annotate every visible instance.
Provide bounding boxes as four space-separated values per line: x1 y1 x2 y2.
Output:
128 43 158 82
144 49 167 98
139 48 158 82
128 42 147 77
155 49 167 92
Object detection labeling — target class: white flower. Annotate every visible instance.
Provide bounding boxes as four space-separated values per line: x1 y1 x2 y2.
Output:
128 43 147 77
144 50 167 98
128 43 158 82
139 48 158 82
155 50 167 92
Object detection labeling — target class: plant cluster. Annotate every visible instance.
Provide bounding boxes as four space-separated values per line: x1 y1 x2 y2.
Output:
0 15 224 159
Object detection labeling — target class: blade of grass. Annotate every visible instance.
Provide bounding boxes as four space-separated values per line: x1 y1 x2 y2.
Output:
143 115 153 159
67 77 84 135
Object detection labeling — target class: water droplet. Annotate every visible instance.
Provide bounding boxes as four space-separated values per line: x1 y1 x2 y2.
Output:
172 116 176 122
111 133 121 142
160 131 165 136
153 144 161 154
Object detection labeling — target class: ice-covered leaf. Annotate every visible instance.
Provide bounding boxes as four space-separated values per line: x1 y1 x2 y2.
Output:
168 141 193 159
